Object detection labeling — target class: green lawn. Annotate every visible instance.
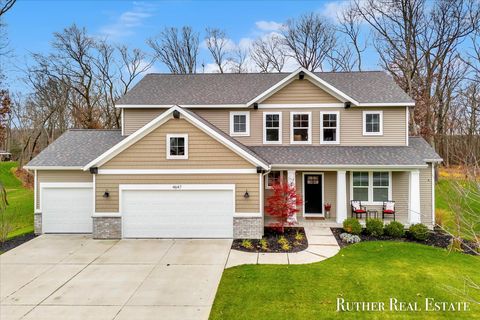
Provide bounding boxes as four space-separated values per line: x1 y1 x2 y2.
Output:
210 242 480 319
436 178 480 239
0 162 34 239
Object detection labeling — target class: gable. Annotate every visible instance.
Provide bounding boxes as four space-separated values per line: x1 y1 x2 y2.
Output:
262 79 340 104
101 118 254 169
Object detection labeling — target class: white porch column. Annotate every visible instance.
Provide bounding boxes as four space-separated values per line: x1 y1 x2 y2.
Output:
336 170 347 223
287 170 296 186
409 169 422 224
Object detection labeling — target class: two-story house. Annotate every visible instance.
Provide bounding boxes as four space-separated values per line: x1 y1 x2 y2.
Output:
25 68 442 239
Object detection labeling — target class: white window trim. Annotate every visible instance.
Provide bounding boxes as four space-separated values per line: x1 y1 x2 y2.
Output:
229 111 250 136
290 111 312 144
166 134 188 160
263 112 282 144
265 171 283 189
320 111 340 144
363 110 383 136
350 171 392 205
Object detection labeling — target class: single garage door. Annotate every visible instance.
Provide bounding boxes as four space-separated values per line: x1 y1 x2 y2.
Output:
121 184 234 238
41 183 93 233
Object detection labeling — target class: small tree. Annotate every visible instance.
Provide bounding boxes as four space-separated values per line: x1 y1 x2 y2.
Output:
0 181 9 243
265 179 302 233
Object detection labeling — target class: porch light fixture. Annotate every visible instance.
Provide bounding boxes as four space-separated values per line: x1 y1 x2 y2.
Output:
103 191 110 198
173 110 180 119
299 71 305 80
244 190 250 199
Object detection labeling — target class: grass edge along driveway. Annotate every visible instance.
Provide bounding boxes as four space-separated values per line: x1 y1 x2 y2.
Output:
210 241 480 320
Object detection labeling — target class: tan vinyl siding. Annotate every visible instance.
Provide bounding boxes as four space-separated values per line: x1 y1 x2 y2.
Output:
195 107 407 146
262 79 339 104
36 170 92 209
96 174 260 213
124 108 164 135
392 171 409 224
420 164 433 226
103 118 253 169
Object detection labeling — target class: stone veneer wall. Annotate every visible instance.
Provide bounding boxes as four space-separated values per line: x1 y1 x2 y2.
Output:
34 212 42 235
233 217 263 239
93 217 121 239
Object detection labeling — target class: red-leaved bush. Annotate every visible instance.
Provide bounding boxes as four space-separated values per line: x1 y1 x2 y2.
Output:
266 179 303 233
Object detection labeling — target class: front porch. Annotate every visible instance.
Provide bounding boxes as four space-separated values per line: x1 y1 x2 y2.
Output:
263 167 434 229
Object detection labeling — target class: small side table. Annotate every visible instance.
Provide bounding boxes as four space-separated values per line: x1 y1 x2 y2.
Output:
367 209 378 219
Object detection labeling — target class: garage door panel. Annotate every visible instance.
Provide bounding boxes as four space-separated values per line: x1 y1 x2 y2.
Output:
122 188 233 238
42 187 93 233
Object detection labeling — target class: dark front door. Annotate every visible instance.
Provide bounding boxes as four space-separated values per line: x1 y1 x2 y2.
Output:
304 174 323 214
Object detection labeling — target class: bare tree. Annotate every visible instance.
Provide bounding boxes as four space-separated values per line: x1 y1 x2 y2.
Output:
0 0 15 16
336 5 366 71
205 28 230 73
250 34 286 72
148 26 199 74
282 13 336 71
228 46 249 73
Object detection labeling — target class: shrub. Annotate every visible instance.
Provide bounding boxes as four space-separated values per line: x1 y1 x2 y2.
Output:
278 236 291 251
295 230 304 241
365 218 384 237
435 208 448 227
343 218 362 235
259 239 268 251
408 224 429 241
281 242 291 251
339 233 361 244
448 237 463 253
241 239 253 249
384 221 405 238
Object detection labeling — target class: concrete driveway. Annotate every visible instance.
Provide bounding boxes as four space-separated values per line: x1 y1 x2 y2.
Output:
0 235 232 320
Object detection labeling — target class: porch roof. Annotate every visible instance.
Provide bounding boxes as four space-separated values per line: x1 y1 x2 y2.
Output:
249 137 442 167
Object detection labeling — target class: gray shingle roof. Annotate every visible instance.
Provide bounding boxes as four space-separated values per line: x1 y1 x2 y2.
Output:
25 130 125 168
249 137 442 166
117 71 413 106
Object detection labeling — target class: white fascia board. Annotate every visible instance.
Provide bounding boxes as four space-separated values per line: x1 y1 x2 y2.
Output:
40 182 93 189
271 164 428 170
258 103 344 109
233 212 262 218
24 166 84 170
116 104 247 109
119 184 236 191
83 107 176 170
97 168 258 175
92 212 121 218
424 158 443 163
85 105 269 170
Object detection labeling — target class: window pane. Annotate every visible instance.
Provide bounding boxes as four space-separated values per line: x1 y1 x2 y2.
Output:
293 114 309 127
353 188 369 201
366 113 380 133
293 128 308 141
266 114 279 127
323 114 336 127
233 115 246 133
266 128 279 141
373 172 389 186
169 137 185 156
268 171 281 186
353 172 369 186
323 128 336 141
373 188 388 202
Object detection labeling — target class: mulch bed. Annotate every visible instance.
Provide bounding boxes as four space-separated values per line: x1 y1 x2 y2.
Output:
331 227 479 255
1 233 36 253
232 227 308 253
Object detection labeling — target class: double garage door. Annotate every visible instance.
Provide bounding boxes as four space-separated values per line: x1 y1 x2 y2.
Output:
41 183 234 238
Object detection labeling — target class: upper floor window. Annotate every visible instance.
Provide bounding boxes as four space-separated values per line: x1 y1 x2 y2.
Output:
266 171 283 189
290 112 311 144
320 111 340 144
166 134 188 159
263 112 282 144
363 111 383 136
351 171 391 204
230 111 250 136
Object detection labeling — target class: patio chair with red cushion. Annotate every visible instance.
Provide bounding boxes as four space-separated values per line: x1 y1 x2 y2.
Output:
382 201 396 221
350 200 367 219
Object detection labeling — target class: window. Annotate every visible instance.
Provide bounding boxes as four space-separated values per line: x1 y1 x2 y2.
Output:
363 111 383 135
290 112 311 144
230 111 250 136
320 111 340 144
166 134 188 159
263 112 282 144
351 171 391 204
265 171 283 189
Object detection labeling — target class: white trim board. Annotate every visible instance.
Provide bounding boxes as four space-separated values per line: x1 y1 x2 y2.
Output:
320 111 340 144
229 111 251 137
166 133 189 160
97 168 258 175
116 104 247 109
258 103 344 109
290 111 312 144
271 164 428 170
263 111 282 144
83 105 269 170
